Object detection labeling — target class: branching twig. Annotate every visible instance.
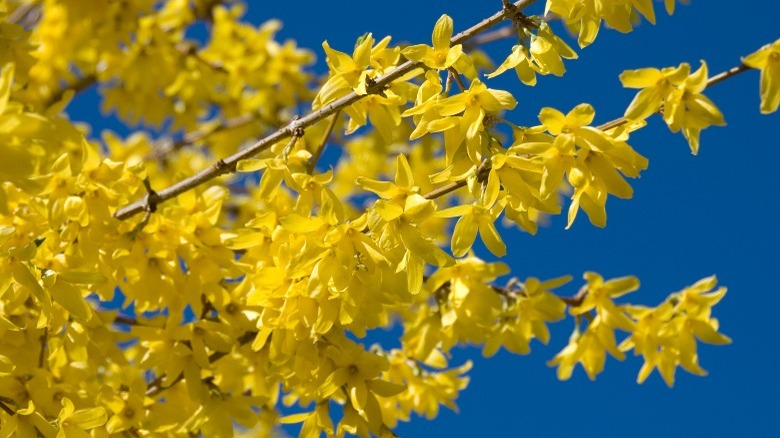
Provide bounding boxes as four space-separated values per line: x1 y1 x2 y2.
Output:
114 0 542 220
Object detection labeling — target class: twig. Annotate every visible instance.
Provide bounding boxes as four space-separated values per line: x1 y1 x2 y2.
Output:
309 111 341 173
706 63 751 87
38 328 48 369
0 399 14 415
463 26 516 49
144 114 259 162
421 62 753 200
43 73 97 109
174 42 228 74
113 0 542 220
114 315 141 326
448 67 467 92
7 3 40 28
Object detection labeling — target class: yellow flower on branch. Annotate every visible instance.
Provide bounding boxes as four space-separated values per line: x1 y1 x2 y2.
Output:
56 398 107 437
621 61 725 154
487 23 577 85
402 14 463 70
436 78 517 140
357 155 453 293
437 169 506 257
313 33 380 108
742 38 780 114
529 104 648 228
620 276 731 387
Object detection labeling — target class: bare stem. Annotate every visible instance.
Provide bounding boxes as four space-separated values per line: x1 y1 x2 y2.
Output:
38 328 48 369
144 114 260 162
448 67 468 92
0 399 14 415
309 111 341 173
114 0 541 220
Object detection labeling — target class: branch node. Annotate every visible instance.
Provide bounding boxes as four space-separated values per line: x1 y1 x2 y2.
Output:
213 159 236 175
142 178 162 213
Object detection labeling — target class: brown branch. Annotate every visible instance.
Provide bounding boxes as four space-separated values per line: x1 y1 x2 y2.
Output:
0 399 14 415
43 73 97 109
144 114 259 162
448 67 467 92
38 328 48 369
309 110 341 173
706 63 751 87
114 0 542 220
114 315 141 326
463 26 516 49
421 62 754 201
7 3 41 28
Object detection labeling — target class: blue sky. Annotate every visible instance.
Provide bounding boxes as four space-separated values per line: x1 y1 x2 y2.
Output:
71 0 780 436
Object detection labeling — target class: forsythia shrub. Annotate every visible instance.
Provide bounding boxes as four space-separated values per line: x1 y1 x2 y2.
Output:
0 0 776 436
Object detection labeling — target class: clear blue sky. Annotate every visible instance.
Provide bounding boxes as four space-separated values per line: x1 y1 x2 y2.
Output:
72 1 780 436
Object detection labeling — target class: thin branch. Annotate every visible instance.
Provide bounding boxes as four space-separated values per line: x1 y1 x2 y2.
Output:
114 315 141 326
38 328 48 369
144 114 259 162
706 63 751 87
43 73 97 109
463 26 516 49
0 399 14 415
174 42 228 74
422 62 754 201
114 0 542 220
7 3 41 28
448 67 467 92
309 110 341 173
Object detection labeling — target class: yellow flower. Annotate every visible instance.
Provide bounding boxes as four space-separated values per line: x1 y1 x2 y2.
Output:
742 38 780 114
549 315 625 381
621 61 725 154
482 276 569 357
620 276 731 387
56 398 108 438
402 15 463 70
488 23 577 84
437 169 506 257
436 78 517 140
313 33 377 108
571 272 638 331
530 104 648 228
357 154 453 293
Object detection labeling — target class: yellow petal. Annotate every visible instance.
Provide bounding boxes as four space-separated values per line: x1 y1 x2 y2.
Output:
395 154 414 188
478 218 506 257
432 15 454 52
539 107 565 134
451 214 478 257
